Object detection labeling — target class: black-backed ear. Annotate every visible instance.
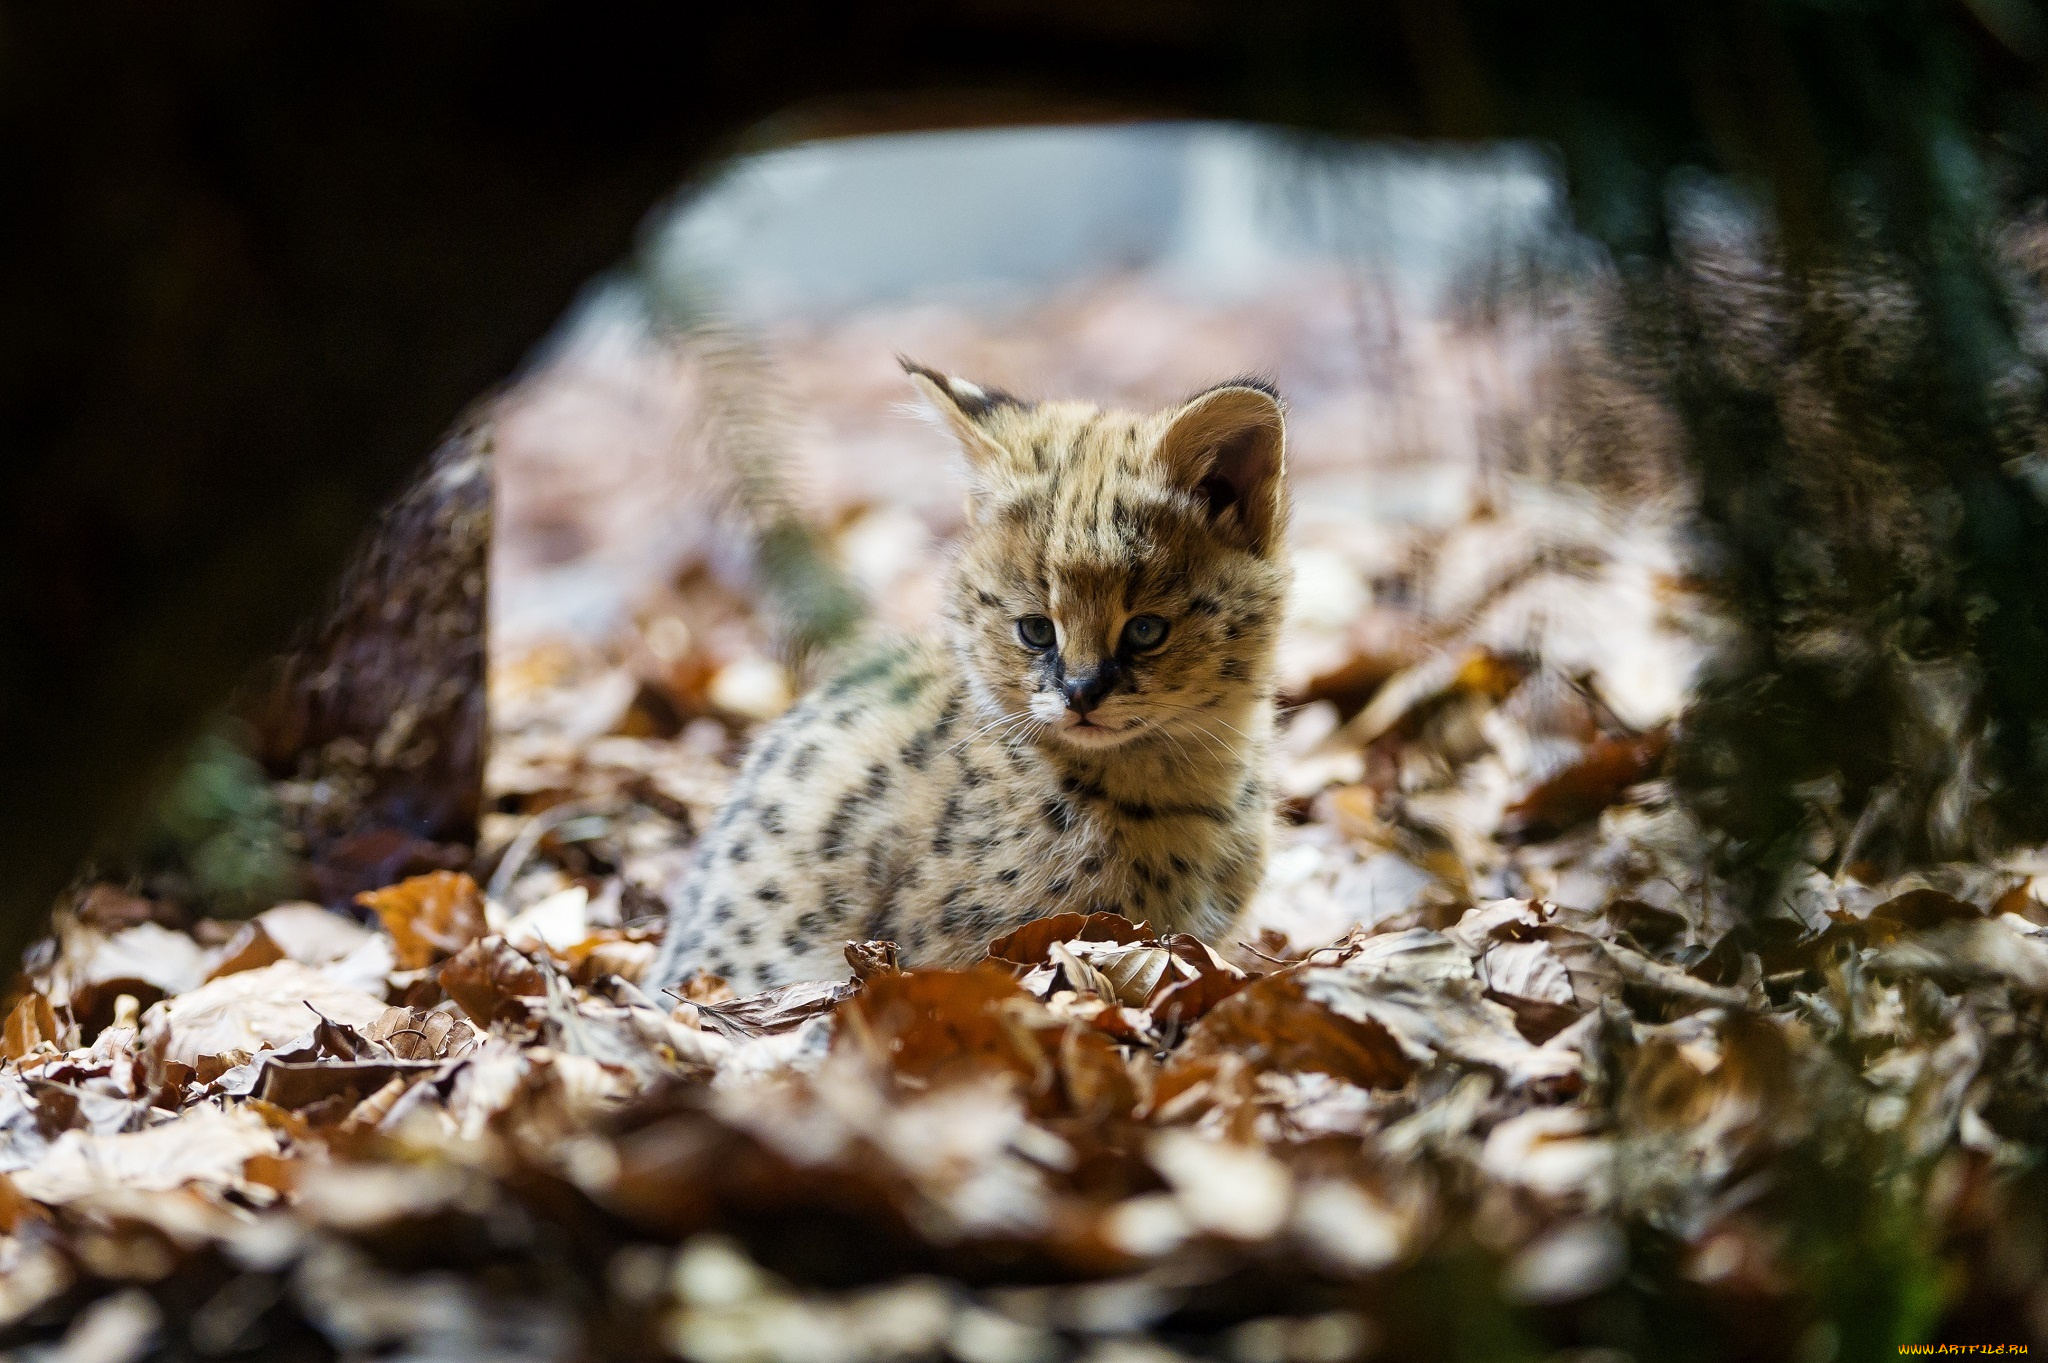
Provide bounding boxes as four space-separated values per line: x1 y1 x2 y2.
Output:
1157 380 1287 554
900 357 1028 474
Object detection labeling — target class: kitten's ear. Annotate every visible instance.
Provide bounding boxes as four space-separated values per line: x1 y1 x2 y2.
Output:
1158 379 1287 554
900 357 1023 473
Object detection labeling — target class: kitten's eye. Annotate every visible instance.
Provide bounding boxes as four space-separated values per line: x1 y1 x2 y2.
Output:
1016 615 1056 650
1121 615 1169 651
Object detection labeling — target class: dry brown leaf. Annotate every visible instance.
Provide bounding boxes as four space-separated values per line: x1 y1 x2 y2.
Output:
1834 887 1986 944
2 993 62 1061
256 1058 438 1114
563 929 659 985
1867 917 2048 992
1499 728 1668 844
192 1051 250 1086
342 1073 421 1130
0 1172 45 1234
985 913 1151 969
59 922 211 1035
672 973 736 1006
837 968 1134 1121
1299 929 1581 1088
9 1105 279 1206
845 940 901 982
241 1152 299 1196
1160 972 1415 1104
692 978 855 1039
138 961 390 1068
357 870 489 970
1047 941 1120 1002
1150 934 1253 1026
1479 939 1574 1009
204 920 286 981
254 902 375 965
1476 927 1621 1042
438 936 547 1026
1150 969 1252 1028
1051 1019 1140 1120
365 1005 479 1060
1478 938 1580 1042
1344 647 1529 748
840 968 1045 1091
1061 940 1189 1007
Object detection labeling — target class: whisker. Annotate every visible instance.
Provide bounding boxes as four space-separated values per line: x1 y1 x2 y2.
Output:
946 704 1028 757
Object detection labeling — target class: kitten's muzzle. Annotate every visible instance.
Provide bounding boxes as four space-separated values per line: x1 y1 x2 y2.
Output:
1058 660 1124 717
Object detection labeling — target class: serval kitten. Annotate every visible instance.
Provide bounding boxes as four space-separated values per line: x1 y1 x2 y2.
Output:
653 362 1291 991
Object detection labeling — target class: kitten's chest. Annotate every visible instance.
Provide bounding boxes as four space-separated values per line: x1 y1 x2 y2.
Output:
977 748 1230 914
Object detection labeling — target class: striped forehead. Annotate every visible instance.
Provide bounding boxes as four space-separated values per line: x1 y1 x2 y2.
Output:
977 404 1211 589
1049 479 1204 611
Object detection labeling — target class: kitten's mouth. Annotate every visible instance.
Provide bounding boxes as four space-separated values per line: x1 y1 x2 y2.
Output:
1056 714 1134 747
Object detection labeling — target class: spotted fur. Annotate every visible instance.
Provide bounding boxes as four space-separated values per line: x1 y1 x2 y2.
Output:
653 364 1291 990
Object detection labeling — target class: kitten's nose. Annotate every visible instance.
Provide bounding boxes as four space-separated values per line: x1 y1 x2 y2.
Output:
1059 662 1122 716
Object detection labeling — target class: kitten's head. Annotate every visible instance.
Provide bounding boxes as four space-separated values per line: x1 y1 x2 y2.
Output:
905 360 1290 752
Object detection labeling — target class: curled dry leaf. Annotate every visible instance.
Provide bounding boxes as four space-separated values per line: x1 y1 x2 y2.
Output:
1465 915 1622 1043
1616 1012 1804 1230
1834 887 1987 944
1867 917 2048 993
1047 941 1121 1002
1149 970 1252 1029
1499 728 1669 845
8 1104 279 1205
71 916 208 994
253 902 375 965
839 967 1136 1121
840 968 1044 1091
138 961 389 1068
366 1005 479 1061
1477 938 1580 1042
2 993 63 1061
1059 940 1192 1008
356 870 488 970
1301 966 1580 1090
694 978 858 1039
672 973 737 1007
985 913 1151 969
204 920 287 981
52 922 211 1038
844 939 901 982
1159 972 1415 1110
1343 647 1525 748
1289 929 1583 1089
563 928 660 985
437 935 547 1027
256 1058 439 1116
1149 933 1252 1026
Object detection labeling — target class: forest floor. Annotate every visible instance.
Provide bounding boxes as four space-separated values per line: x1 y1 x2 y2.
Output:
4 267 2045 1361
